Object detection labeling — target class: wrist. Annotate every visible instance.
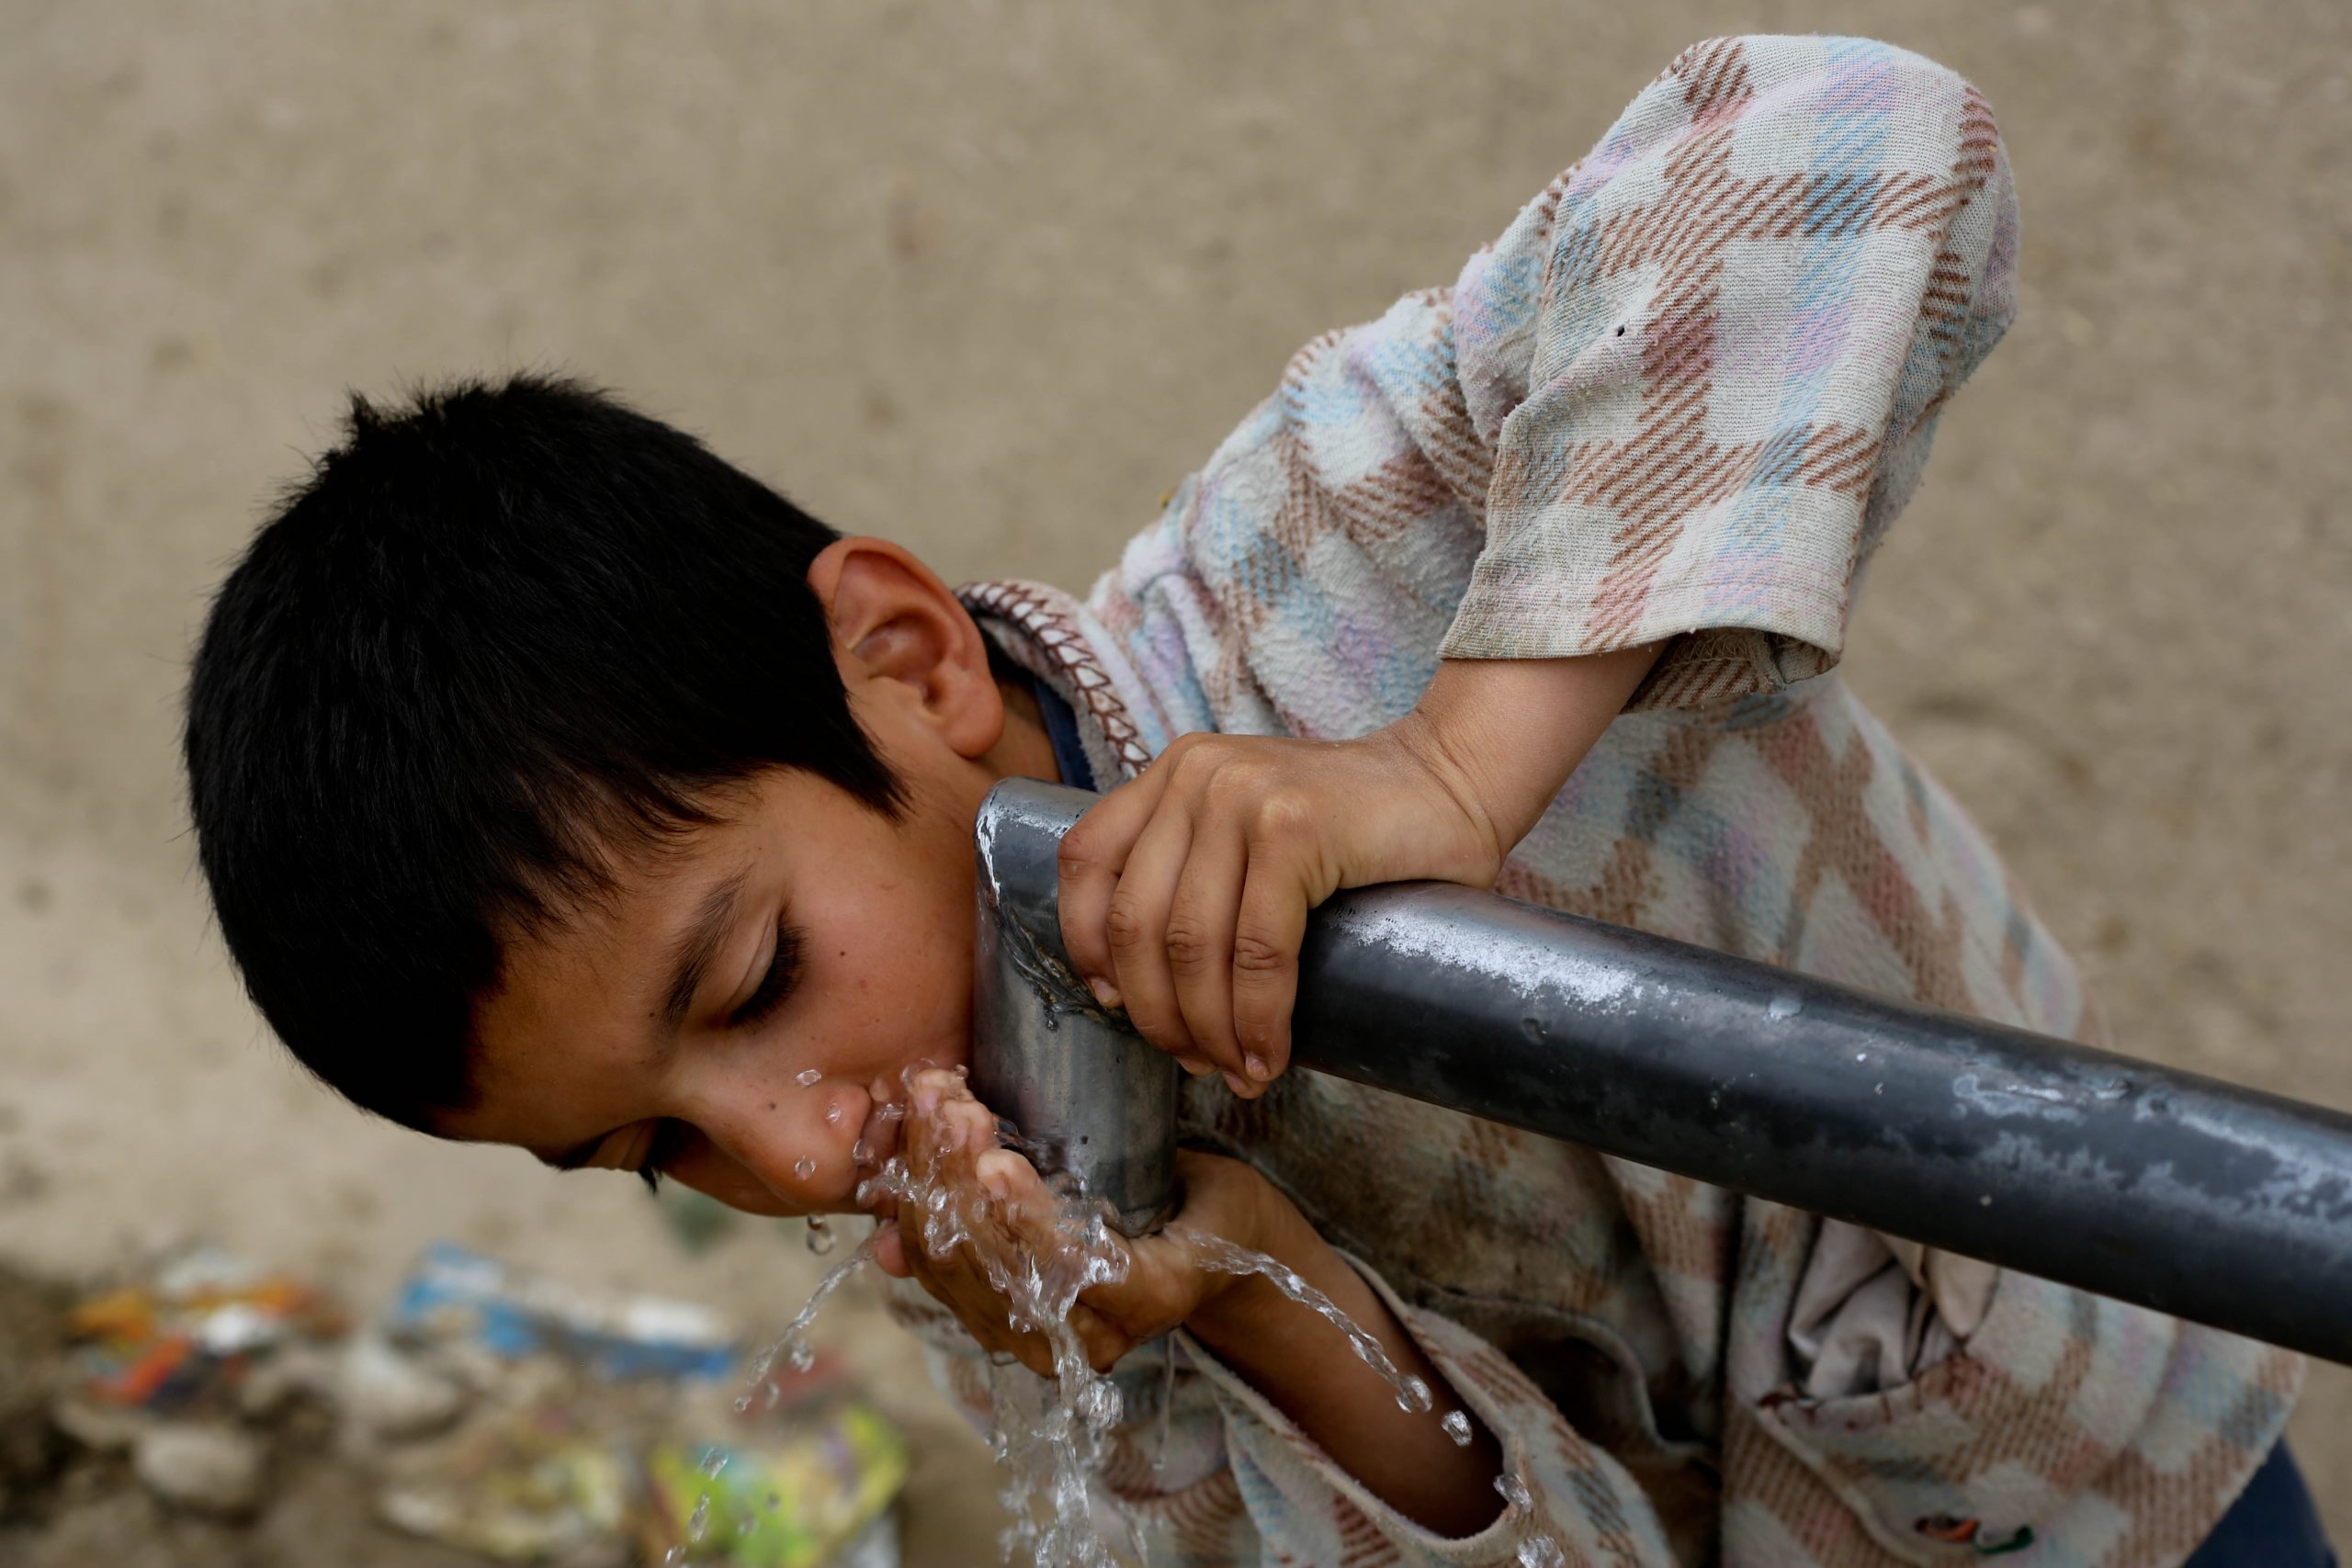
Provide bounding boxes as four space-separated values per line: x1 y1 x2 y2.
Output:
1380 702 1513 880
1396 649 1665 863
1178 1156 1309 1339
1162 1150 1294 1332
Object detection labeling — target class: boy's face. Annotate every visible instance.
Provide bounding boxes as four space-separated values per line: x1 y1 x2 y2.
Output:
435 538 1057 1217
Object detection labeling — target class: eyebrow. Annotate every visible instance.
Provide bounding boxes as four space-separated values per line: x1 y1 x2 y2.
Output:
659 862 754 1032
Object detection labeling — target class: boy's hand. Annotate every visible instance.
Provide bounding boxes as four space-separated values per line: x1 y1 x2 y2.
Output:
1056 723 1499 1094
869 1069 1272 1377
1056 649 1661 1095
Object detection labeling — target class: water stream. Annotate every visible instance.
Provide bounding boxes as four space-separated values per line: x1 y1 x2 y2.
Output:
729 1090 1557 1567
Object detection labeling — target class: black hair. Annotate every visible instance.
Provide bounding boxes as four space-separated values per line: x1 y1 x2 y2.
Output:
183 372 903 1129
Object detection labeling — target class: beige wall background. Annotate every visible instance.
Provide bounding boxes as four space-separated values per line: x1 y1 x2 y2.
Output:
3 0 2346 1556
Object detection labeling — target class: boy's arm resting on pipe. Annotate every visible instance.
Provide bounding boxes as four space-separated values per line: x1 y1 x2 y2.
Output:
1052 647 1658 1097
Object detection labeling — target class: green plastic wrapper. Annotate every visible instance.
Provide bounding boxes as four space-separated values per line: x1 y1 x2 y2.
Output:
639 1401 908 1566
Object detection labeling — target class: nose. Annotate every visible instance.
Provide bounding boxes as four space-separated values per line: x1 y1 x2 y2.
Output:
696 1077 873 1214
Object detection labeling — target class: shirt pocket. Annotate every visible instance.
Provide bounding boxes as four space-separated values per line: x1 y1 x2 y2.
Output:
1748 1269 2177 1562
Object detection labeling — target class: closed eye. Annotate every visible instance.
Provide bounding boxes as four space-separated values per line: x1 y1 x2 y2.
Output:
729 918 805 1031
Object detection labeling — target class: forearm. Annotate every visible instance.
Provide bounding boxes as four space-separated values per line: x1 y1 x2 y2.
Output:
1397 647 1661 863
1182 1191 1504 1536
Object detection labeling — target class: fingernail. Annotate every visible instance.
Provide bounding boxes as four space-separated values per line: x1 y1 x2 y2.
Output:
1244 1053 1271 1080
1181 1057 1216 1078
1223 1072 1250 1097
1089 977 1122 1010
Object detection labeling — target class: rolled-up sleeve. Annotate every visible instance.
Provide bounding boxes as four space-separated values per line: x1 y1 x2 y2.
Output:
1143 38 2022 739
1441 35 2019 711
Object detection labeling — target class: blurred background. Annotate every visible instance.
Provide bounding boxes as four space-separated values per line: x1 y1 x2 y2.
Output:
3 1 2346 1562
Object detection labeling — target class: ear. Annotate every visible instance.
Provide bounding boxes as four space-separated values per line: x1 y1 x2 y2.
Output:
805 537 1005 761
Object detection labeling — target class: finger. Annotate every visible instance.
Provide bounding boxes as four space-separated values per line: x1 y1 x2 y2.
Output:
1008 1333 1055 1379
874 1224 910 1278
1229 837 1313 1082
904 1066 981 1187
1101 806 1200 1061
1162 817 1250 1083
1056 754 1182 1007
1069 1303 1132 1375
974 1146 1030 1202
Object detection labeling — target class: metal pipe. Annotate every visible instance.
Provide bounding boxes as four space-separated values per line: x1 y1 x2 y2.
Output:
971 778 1181 1235
972 779 2352 1365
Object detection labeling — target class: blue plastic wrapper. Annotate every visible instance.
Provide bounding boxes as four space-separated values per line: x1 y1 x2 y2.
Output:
384 1242 740 1382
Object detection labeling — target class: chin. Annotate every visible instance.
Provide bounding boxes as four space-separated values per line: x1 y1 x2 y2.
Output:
707 1181 797 1217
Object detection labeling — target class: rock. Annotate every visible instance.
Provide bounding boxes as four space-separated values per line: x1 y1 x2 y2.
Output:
236 1344 340 1422
339 1337 467 1443
48 1396 153 1454
130 1423 265 1517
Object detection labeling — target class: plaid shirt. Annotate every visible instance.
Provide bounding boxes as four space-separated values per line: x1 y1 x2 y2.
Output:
902 36 2301 1568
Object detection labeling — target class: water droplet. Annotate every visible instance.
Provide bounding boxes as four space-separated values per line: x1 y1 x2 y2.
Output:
853 1139 872 1163
825 1102 844 1124
795 1068 822 1088
879 1102 906 1122
688 1494 711 1541
1442 1410 1474 1446
794 1156 816 1179
1494 1470 1534 1509
787 1343 815 1372
1518 1537 1566 1568
1768 993 1803 1021
1854 1052 1868 1062
697 1448 729 1479
805 1215 835 1255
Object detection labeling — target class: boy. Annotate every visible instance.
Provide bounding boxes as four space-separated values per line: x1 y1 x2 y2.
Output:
183 35 2322 1568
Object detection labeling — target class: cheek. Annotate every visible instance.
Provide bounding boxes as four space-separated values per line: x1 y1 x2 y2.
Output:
822 879 977 1040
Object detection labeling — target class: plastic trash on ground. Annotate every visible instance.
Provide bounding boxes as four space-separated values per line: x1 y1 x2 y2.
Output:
62 1244 346 1413
376 1399 633 1562
384 1242 739 1382
370 1244 908 1567
636 1400 908 1567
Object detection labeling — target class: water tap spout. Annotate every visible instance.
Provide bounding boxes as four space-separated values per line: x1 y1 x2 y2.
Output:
970 780 1180 1236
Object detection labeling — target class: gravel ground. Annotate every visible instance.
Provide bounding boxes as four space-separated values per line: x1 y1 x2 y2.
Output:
2 2 2346 1559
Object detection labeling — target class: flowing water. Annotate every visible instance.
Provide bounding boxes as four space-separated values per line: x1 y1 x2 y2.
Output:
732 1087 1561 1567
